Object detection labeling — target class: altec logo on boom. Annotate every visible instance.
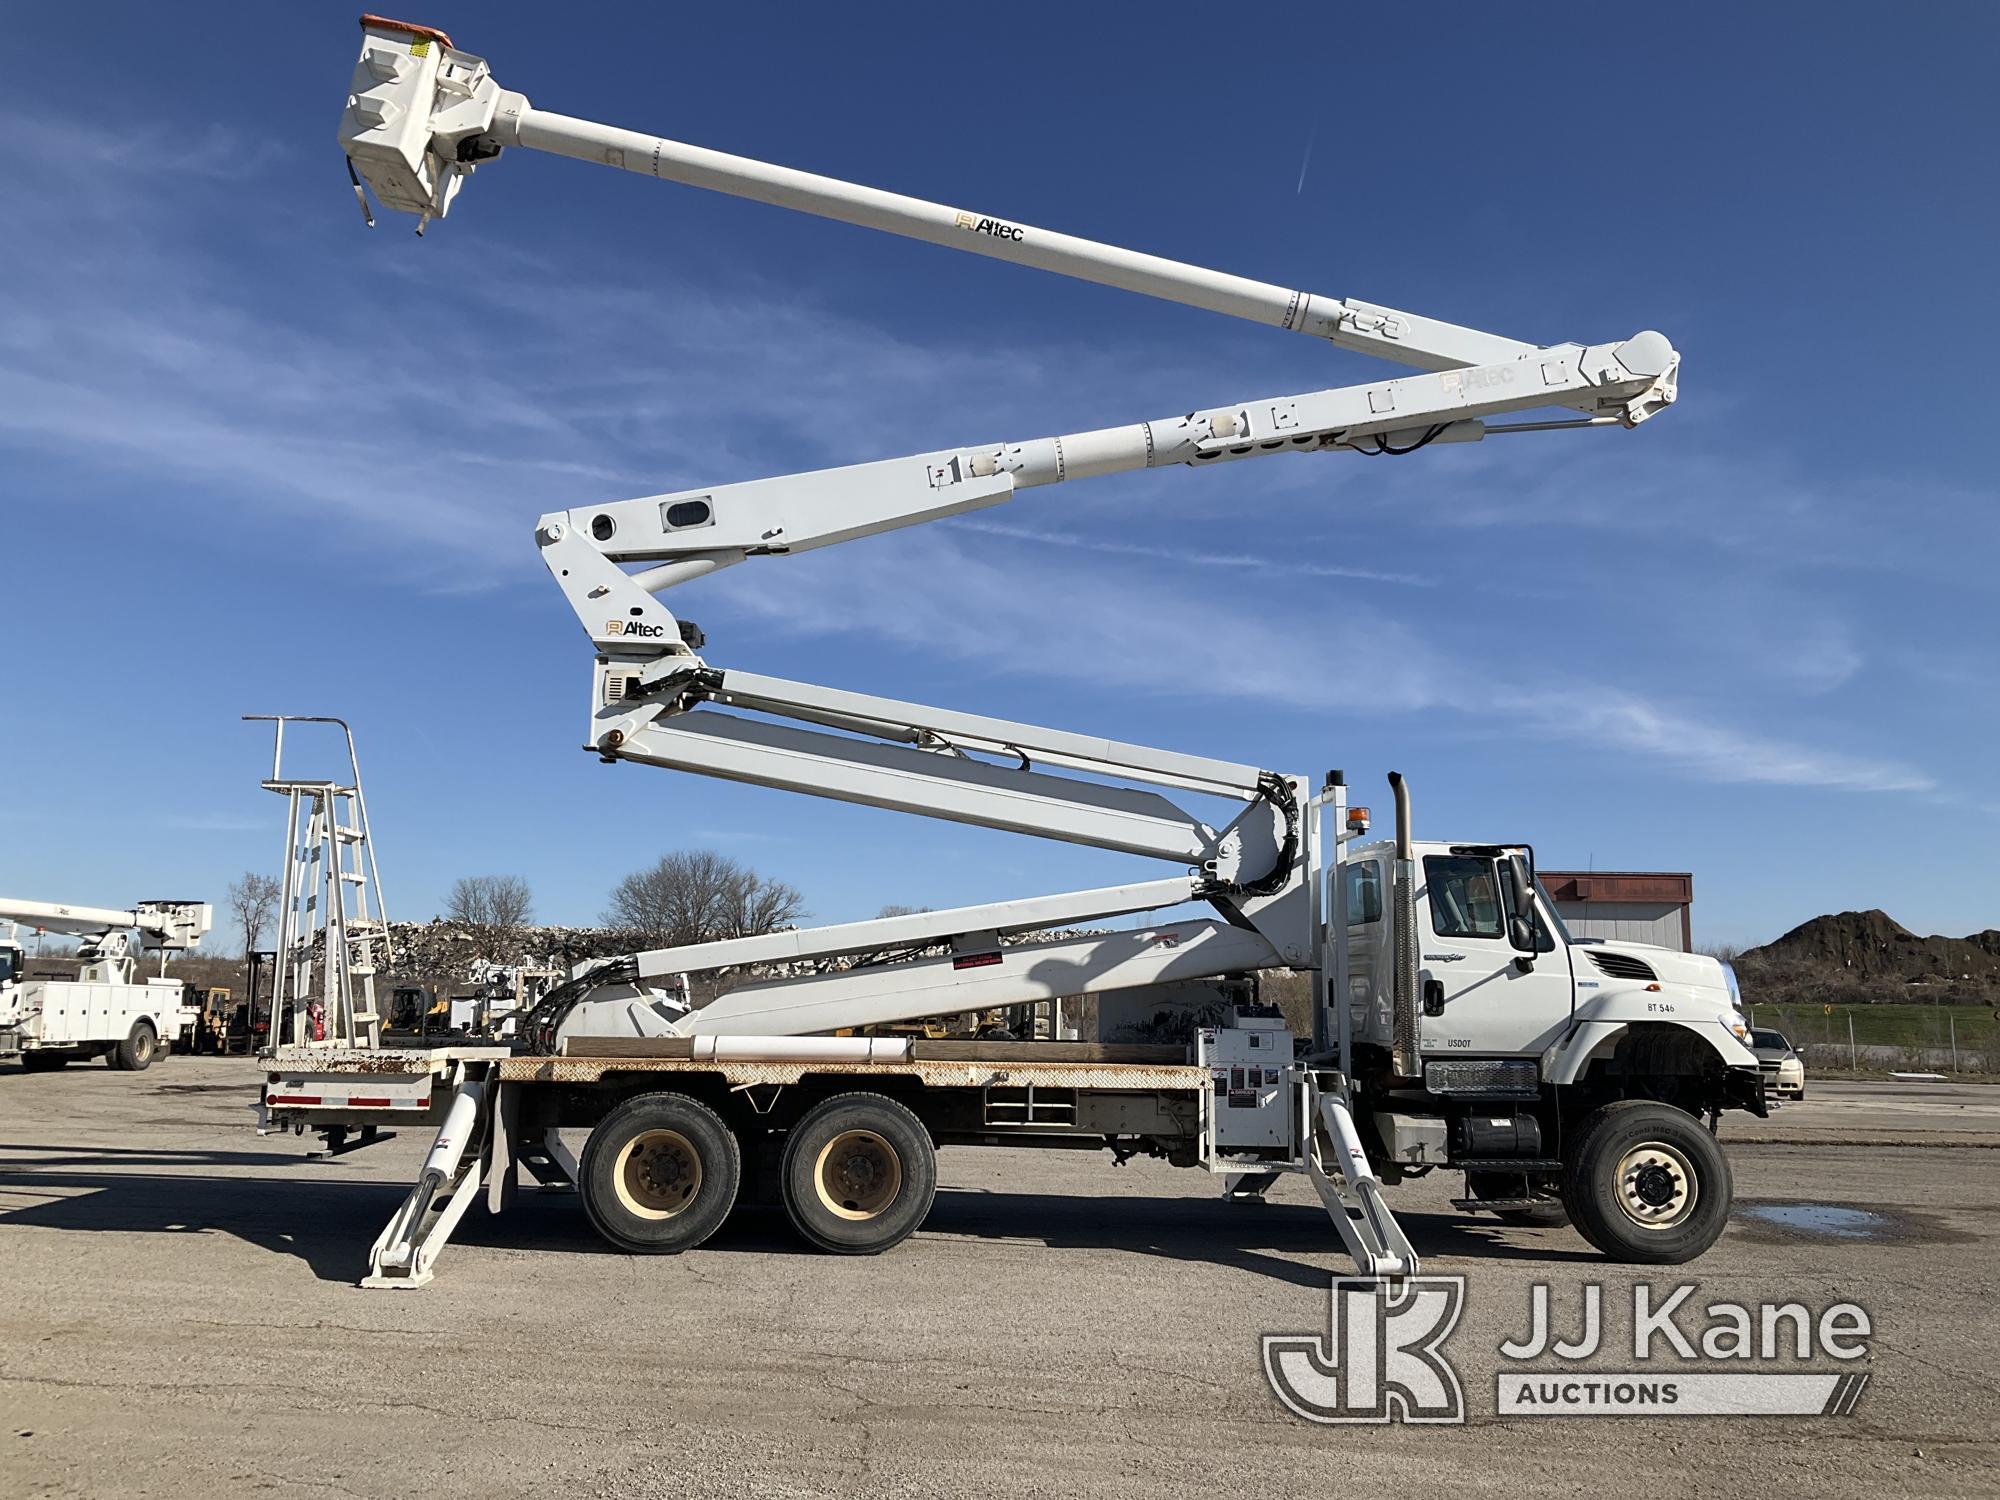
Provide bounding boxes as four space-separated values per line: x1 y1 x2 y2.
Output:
604 619 668 638
954 209 1025 242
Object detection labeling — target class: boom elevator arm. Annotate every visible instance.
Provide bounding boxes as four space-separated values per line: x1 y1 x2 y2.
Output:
335 16 1676 1056
337 16 1677 400
538 328 1675 661
0 899 211 952
337 17 1678 663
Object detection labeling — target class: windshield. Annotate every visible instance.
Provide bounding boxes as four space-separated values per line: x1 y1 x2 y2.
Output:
0 946 18 985
1750 1029 1790 1050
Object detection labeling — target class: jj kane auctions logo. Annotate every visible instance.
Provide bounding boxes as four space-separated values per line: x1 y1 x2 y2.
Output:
1266 1278 1873 1423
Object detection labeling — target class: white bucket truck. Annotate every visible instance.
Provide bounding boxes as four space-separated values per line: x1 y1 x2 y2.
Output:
1 898 212 1071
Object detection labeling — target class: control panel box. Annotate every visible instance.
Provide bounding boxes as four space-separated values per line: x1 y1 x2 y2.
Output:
1197 1012 1296 1151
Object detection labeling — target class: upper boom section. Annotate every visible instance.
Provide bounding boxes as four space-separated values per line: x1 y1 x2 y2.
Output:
339 15 1545 374
0 898 212 950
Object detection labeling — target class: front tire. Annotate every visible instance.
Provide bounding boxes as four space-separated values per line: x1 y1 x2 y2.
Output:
20 1051 70 1072
1562 1100 1732 1264
113 1021 158 1072
579 1092 741 1254
781 1093 937 1255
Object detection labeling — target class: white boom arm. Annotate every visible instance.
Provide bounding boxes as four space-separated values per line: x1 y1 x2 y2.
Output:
336 18 1678 661
0 898 211 951
336 18 1678 1054
340 15 1511 366
538 328 1675 659
337 17 1675 395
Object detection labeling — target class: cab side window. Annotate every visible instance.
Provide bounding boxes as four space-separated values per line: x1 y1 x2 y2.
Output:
1424 855 1505 940
1345 862 1382 926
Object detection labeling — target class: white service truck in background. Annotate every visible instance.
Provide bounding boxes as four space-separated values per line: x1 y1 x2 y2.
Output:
0 898 212 1071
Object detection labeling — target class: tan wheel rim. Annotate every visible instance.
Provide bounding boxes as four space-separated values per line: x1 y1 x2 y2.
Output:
614 1128 702 1219
813 1129 902 1220
1614 1141 1698 1231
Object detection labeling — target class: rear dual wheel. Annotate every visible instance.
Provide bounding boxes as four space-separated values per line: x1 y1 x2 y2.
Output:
580 1092 741 1254
577 1089 940 1259
781 1093 937 1255
111 1021 158 1072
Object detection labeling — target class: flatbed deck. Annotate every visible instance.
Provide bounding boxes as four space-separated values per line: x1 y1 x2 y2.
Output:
502 1053 1207 1090
266 1040 1207 1094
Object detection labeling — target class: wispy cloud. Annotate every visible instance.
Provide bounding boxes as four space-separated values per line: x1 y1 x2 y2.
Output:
1496 689 1932 794
1328 418 1998 587
0 101 1959 809
1 111 294 181
158 813 269 834
950 519 1436 586
695 525 1938 797
0 109 1204 586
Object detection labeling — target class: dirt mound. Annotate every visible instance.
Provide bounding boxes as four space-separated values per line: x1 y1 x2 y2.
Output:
1737 909 2000 1006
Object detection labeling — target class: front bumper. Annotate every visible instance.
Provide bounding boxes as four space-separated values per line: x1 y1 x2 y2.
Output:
1724 1064 1769 1117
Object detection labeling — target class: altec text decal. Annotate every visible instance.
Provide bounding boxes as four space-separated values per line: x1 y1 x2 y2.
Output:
955 210 1024 242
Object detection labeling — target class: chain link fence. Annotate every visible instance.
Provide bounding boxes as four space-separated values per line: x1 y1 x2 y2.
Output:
1746 1002 1996 1074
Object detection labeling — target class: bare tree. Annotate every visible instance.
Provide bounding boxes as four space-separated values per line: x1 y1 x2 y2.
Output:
721 862 806 940
226 872 281 959
446 874 534 928
877 904 933 919
607 850 804 947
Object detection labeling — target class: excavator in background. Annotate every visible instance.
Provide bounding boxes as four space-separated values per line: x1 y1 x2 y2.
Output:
255 17 1762 1290
384 982 448 1039
1 898 212 1071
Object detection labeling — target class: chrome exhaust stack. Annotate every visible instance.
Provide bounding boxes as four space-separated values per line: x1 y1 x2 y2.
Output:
1388 772 1421 1080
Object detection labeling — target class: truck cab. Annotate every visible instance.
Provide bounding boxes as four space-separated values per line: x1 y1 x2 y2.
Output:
1334 835 1763 1259
0 940 23 1021
1343 837 1755 1089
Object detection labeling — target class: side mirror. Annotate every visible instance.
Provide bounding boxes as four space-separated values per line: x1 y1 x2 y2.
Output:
1508 912 1538 956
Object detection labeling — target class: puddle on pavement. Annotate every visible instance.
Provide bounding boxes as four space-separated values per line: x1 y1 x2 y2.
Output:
1738 1203 1888 1238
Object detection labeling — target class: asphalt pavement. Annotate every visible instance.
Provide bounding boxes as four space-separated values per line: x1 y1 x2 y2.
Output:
2 1063 1994 1499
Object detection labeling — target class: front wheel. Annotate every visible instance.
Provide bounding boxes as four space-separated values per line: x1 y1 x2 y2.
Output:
20 1051 70 1072
1562 1100 1732 1264
579 1092 741 1254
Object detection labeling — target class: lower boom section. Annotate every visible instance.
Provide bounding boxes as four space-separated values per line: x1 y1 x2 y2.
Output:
605 919 1280 1040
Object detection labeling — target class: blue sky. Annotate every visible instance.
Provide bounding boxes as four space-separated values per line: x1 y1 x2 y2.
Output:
2 3 1995 950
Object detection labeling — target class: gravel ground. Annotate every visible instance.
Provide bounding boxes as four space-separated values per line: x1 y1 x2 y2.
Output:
2 1062 1995 1499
